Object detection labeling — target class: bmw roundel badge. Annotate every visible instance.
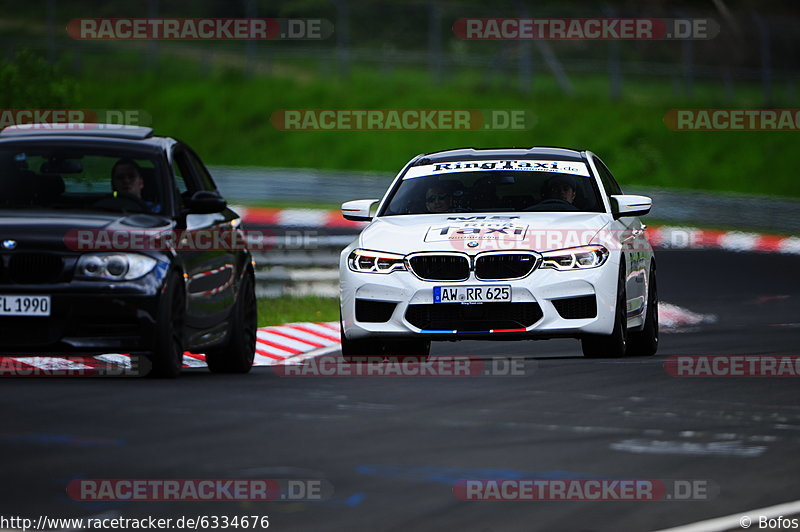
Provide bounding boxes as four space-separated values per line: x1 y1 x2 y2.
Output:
2 240 17 250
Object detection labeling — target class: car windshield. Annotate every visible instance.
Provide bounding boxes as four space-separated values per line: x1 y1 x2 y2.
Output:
382 159 604 215
0 145 164 214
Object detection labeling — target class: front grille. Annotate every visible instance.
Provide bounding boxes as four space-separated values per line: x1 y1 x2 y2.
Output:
355 299 397 323
475 253 538 280
405 302 542 331
8 253 64 284
408 254 470 281
552 295 597 319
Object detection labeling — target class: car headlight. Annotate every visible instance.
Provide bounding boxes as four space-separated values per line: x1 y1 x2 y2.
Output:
348 249 407 274
540 245 609 270
76 253 158 280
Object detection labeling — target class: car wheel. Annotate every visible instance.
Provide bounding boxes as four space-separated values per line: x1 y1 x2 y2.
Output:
205 272 257 374
627 264 658 357
148 271 186 378
581 263 627 358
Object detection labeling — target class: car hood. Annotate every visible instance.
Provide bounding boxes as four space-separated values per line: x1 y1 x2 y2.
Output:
0 210 172 251
358 212 612 255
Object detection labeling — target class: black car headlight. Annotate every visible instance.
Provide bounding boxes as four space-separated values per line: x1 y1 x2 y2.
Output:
540 245 609 270
348 249 407 274
76 253 158 281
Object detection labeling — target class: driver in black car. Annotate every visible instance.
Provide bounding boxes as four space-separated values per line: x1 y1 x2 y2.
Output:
111 158 161 213
528 174 579 211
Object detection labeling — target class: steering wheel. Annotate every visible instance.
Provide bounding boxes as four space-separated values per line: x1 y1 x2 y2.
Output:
524 198 578 211
92 192 149 213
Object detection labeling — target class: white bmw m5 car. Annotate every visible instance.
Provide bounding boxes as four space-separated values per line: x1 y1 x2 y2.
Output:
339 147 657 360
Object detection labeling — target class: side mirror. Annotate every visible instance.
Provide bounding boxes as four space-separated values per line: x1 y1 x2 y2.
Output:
610 195 652 219
342 199 380 221
187 190 227 214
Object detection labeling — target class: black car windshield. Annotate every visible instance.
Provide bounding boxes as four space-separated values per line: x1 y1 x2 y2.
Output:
381 159 604 215
0 145 164 214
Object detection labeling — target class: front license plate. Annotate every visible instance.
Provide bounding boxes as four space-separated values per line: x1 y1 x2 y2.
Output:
434 285 511 304
0 295 51 316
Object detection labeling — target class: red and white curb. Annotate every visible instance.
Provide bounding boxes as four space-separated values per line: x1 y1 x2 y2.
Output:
648 226 800 255
0 322 341 375
233 206 364 229
0 303 715 374
233 206 800 255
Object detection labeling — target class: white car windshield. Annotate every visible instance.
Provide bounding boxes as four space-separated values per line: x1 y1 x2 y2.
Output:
382 160 604 215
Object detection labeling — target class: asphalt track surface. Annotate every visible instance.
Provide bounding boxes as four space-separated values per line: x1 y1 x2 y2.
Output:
2 250 799 532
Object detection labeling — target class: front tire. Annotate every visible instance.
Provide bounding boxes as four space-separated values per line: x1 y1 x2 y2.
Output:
581 264 627 359
627 264 658 357
205 272 257 374
148 272 186 378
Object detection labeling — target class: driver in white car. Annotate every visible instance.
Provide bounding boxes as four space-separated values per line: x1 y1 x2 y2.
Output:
530 174 579 211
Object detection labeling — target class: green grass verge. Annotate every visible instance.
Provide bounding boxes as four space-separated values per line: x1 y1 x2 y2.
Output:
66 56 800 199
257 296 339 328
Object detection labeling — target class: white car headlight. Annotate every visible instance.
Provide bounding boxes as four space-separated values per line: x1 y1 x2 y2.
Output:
540 245 609 270
348 249 407 274
76 253 158 280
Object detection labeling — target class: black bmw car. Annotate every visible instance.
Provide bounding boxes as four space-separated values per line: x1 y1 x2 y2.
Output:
0 124 257 377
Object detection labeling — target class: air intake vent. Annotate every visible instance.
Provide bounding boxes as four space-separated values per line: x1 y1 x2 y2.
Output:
406 302 542 330
552 295 597 319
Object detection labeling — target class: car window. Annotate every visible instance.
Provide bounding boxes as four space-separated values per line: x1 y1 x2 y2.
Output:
593 156 623 196
185 149 218 192
171 147 201 209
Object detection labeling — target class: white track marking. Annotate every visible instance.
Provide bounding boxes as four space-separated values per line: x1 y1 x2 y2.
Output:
653 498 800 532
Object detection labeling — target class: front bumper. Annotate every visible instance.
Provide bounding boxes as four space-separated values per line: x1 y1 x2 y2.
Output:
340 252 621 341
0 272 165 355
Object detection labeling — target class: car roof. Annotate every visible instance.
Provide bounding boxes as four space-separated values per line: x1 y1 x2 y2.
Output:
414 147 587 165
0 124 175 152
0 124 153 139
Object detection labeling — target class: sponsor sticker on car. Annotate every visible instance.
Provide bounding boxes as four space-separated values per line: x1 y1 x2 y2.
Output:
404 159 591 179
425 219 529 243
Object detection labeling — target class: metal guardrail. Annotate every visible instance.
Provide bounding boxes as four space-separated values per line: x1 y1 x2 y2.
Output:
212 166 800 234
251 235 348 298
219 167 800 297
